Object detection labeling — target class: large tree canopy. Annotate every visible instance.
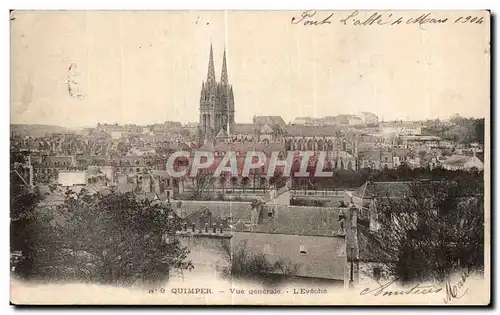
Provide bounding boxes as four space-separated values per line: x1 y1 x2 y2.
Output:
12 187 193 286
371 178 484 283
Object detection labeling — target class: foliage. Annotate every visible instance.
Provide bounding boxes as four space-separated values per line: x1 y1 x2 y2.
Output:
371 178 484 283
220 241 300 285
422 116 484 145
11 187 193 286
290 198 328 207
189 170 215 200
10 147 56 279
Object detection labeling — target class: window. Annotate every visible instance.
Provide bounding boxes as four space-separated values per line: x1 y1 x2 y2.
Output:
299 245 307 255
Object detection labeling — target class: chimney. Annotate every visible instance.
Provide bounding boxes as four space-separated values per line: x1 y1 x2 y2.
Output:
349 206 359 259
337 209 346 236
368 199 379 232
142 175 152 193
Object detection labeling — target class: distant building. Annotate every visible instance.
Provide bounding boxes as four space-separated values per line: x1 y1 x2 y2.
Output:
379 122 422 136
358 112 379 125
401 135 440 148
358 151 394 170
173 200 354 286
199 44 235 139
441 154 484 171
110 131 123 140
292 117 312 125
58 171 87 187
335 115 363 126
128 147 157 156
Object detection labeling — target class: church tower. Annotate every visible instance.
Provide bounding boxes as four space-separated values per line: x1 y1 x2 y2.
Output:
199 44 235 140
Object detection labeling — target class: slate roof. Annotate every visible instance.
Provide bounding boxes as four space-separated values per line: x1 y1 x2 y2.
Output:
284 125 337 137
231 123 260 134
353 181 413 199
253 116 286 127
173 200 253 223
174 200 350 238
117 183 137 194
231 231 347 280
442 155 483 167
216 129 229 138
199 142 286 155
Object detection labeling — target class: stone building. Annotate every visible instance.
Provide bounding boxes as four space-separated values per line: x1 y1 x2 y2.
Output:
199 44 235 140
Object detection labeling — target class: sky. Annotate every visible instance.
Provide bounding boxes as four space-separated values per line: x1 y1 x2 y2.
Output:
10 11 490 128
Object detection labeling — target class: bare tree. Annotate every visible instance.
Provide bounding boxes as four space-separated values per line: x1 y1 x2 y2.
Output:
189 170 215 200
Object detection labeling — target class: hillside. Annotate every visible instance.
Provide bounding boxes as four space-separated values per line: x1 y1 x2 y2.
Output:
10 124 79 138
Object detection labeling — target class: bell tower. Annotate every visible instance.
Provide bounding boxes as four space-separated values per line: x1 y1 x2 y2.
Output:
199 44 235 140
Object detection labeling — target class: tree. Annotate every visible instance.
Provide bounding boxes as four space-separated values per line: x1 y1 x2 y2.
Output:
220 240 300 286
230 176 239 193
11 167 194 286
371 179 484 283
241 177 250 193
10 148 59 280
54 189 193 285
190 170 215 200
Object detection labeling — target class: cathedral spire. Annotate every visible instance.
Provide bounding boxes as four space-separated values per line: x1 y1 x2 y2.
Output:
221 47 228 85
206 43 216 85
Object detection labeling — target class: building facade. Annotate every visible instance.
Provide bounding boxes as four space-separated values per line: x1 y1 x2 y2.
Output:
199 45 235 140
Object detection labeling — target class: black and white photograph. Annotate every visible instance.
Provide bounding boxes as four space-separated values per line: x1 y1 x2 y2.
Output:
9 10 490 305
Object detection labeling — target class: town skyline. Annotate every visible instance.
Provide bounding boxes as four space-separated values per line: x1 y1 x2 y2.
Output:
11 11 489 128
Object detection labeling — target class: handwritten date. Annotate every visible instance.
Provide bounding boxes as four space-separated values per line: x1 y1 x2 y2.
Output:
291 10 486 28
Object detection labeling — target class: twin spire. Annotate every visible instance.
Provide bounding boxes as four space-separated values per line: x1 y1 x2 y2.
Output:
206 43 229 85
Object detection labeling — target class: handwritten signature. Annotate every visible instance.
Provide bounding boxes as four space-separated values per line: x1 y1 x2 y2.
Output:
443 270 470 304
359 270 471 303
360 278 442 297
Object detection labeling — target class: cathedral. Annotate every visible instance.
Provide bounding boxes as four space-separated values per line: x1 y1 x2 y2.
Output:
198 44 235 141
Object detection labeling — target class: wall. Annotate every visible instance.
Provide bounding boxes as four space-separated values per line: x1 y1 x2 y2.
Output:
175 231 232 281
58 171 87 186
356 261 393 286
232 231 347 283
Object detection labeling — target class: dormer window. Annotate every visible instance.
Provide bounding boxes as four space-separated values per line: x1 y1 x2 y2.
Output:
299 245 307 255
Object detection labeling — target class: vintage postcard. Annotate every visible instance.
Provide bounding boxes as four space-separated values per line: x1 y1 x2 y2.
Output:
10 10 490 305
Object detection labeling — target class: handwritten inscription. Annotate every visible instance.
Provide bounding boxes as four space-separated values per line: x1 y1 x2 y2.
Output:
443 270 470 303
291 10 485 29
360 278 442 297
291 11 334 26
